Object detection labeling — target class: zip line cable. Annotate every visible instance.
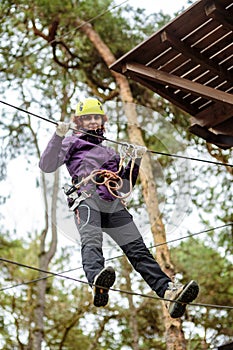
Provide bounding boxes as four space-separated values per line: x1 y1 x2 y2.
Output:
1 100 232 168
1 223 232 293
59 0 129 41
1 101 232 306
53 0 129 42
0 256 233 310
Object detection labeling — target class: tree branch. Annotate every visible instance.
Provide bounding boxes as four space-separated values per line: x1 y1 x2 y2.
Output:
52 41 81 69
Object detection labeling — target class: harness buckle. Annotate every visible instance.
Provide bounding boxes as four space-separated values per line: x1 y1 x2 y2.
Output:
63 184 91 211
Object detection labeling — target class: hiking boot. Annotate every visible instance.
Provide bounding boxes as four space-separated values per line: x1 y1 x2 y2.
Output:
93 266 116 307
164 280 199 318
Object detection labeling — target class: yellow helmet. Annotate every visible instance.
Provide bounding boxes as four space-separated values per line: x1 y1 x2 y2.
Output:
75 97 105 116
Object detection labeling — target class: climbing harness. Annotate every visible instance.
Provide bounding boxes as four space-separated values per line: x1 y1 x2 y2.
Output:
63 185 91 211
63 142 146 210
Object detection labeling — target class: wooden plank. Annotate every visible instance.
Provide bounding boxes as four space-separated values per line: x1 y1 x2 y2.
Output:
110 1 205 72
151 43 232 81
137 72 229 110
189 124 233 148
212 116 233 135
209 44 233 68
109 0 233 145
180 18 219 46
152 54 193 74
190 25 232 51
192 101 233 127
148 47 178 69
205 1 233 31
149 24 226 71
126 73 233 134
152 20 233 75
193 31 233 63
175 90 210 108
123 62 233 105
161 30 233 82
169 2 211 39
127 74 233 135
178 77 233 107
170 0 232 39
110 0 232 73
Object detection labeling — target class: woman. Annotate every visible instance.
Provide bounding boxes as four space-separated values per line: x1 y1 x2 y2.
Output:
39 97 199 318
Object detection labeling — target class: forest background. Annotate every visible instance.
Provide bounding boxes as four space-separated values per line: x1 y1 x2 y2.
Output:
0 0 232 350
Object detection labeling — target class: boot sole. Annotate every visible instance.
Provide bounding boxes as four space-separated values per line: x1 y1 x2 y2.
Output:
93 267 116 307
169 280 199 318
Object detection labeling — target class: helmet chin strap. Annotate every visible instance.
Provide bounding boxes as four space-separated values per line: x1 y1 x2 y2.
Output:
81 127 104 134
77 127 106 144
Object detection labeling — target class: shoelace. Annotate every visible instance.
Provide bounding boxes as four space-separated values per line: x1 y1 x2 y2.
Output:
167 279 183 291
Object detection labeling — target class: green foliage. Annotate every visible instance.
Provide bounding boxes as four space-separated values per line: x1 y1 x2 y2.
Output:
0 231 39 281
172 237 232 304
136 301 166 349
171 237 233 347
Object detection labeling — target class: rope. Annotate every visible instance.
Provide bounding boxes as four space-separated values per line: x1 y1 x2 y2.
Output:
1 100 232 168
1 223 232 292
1 101 232 309
0 257 232 310
72 158 136 200
90 169 129 198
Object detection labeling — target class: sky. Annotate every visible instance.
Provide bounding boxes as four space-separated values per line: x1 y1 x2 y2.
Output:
127 0 190 16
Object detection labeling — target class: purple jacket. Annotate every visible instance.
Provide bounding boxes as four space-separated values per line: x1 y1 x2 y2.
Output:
39 131 141 201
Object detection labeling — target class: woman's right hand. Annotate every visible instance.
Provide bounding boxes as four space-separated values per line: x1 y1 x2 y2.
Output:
56 122 70 137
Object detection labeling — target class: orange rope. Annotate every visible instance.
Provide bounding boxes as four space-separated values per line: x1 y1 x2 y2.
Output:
71 153 136 199
90 158 135 199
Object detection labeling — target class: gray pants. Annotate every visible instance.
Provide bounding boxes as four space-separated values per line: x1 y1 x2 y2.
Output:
74 194 171 297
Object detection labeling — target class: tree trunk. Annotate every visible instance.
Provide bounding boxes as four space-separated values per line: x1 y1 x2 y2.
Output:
31 169 59 350
122 257 140 350
78 19 187 350
30 81 69 350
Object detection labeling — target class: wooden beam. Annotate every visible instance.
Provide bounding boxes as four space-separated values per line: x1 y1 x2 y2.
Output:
205 1 233 32
127 73 197 115
123 62 233 105
193 102 233 127
160 30 233 83
212 115 233 135
131 71 233 130
189 124 233 148
132 72 233 129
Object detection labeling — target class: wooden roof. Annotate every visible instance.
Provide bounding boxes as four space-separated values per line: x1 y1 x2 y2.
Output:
110 0 233 149
218 342 233 350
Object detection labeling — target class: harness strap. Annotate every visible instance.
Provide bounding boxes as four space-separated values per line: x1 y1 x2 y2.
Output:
64 143 139 202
